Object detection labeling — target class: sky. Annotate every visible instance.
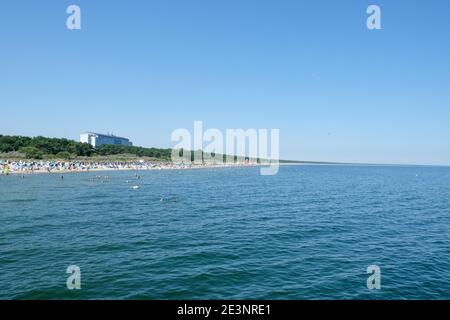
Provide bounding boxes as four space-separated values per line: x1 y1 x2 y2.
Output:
1 0 450 165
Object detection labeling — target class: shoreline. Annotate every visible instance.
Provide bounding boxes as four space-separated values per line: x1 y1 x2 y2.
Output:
3 161 446 176
0 160 267 176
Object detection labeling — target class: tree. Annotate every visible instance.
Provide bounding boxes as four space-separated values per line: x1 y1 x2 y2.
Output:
19 146 44 159
56 151 73 160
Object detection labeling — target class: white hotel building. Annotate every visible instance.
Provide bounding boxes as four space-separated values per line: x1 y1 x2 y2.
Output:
80 132 133 148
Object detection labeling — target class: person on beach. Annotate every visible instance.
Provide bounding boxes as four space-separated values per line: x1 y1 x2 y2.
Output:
3 161 10 175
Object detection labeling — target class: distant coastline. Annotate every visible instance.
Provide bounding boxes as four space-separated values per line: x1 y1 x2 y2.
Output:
3 134 446 173
0 160 266 175
4 157 448 176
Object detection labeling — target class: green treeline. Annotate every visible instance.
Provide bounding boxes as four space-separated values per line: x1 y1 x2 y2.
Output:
0 135 265 162
0 135 172 160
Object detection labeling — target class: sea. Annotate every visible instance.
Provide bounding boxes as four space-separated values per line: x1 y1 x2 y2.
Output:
1 165 449 299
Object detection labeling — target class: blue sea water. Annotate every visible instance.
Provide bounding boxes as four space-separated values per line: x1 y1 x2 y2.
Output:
0 165 449 299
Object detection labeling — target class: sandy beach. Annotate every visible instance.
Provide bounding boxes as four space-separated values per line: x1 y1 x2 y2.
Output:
0 160 261 175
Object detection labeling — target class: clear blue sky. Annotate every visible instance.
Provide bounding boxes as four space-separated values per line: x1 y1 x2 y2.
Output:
1 0 450 165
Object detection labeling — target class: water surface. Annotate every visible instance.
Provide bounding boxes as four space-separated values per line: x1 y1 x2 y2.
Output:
1 165 449 299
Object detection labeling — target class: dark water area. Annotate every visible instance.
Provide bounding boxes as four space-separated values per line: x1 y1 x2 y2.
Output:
1 165 449 299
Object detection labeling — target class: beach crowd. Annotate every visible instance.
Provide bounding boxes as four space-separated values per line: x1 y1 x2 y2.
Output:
0 159 251 175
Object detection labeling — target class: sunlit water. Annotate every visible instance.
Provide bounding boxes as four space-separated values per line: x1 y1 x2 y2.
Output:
1 165 449 299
